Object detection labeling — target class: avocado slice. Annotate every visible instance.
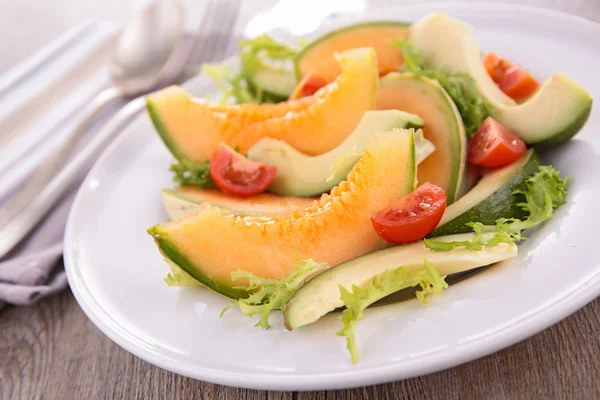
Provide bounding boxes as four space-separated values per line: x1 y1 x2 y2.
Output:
284 232 518 330
430 150 540 237
410 13 593 145
247 110 431 197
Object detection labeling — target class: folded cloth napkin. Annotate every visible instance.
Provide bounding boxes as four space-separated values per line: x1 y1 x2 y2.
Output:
0 191 75 305
0 3 243 306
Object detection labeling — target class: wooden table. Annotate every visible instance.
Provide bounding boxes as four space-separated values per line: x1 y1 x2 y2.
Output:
2 0 600 399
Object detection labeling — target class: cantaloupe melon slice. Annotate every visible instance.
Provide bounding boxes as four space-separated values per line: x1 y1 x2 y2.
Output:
147 87 312 164
147 47 378 163
376 73 467 204
148 130 417 299
296 21 410 82
161 187 316 221
232 47 378 156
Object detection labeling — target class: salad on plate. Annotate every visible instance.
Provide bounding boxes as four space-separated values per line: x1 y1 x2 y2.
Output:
144 12 591 364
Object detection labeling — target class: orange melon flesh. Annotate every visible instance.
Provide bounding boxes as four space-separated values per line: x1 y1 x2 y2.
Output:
229 47 378 156
147 86 312 164
147 47 377 163
296 22 410 82
376 73 466 204
161 187 316 220
149 131 416 299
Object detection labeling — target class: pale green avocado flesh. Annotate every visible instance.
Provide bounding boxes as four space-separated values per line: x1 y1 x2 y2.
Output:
429 150 540 237
247 110 429 197
284 232 518 330
410 12 592 144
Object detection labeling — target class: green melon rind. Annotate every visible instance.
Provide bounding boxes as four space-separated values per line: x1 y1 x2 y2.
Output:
161 189 237 221
151 131 417 300
294 21 411 81
379 73 467 204
146 98 186 162
148 225 248 299
429 150 541 237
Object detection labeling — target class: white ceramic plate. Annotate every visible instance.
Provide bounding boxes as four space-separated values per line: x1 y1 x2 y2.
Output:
65 3 600 391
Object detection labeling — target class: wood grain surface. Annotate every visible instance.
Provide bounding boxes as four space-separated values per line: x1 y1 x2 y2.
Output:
2 0 600 399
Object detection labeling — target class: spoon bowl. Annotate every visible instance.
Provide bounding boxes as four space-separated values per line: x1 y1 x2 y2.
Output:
111 0 185 95
0 0 187 258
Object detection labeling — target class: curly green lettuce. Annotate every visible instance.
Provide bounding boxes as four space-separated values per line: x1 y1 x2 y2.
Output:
337 260 447 364
239 34 297 76
169 159 215 189
425 166 569 252
391 38 493 137
221 258 328 329
164 262 202 287
202 64 258 105
204 35 298 105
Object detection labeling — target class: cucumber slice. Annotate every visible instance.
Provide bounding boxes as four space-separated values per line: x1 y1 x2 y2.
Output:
245 63 297 101
285 232 518 330
429 149 540 237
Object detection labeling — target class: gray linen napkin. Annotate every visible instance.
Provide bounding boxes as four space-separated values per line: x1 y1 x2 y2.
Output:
0 1 242 306
0 107 126 305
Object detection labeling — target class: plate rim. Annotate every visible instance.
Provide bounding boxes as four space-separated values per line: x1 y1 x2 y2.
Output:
64 1 600 391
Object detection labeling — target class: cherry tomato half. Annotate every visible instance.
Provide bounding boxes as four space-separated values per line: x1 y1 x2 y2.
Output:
483 52 539 100
371 183 447 244
468 117 527 168
289 74 328 99
210 144 277 197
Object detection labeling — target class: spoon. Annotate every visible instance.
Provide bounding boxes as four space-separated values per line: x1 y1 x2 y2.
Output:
0 0 185 257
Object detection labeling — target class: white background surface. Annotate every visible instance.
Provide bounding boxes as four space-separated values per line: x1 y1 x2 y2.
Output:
6 0 598 76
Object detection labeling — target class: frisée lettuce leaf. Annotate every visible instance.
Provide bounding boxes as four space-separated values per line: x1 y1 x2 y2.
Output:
169 159 215 189
425 166 568 252
164 261 202 287
221 258 328 329
337 260 447 364
202 64 259 105
204 35 298 105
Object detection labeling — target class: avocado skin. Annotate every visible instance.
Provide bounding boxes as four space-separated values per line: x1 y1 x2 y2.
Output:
148 225 247 300
533 101 592 146
429 151 541 237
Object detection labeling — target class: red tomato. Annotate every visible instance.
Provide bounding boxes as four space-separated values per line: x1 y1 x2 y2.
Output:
468 117 527 168
483 52 539 100
210 145 277 197
290 74 328 99
371 183 447 244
